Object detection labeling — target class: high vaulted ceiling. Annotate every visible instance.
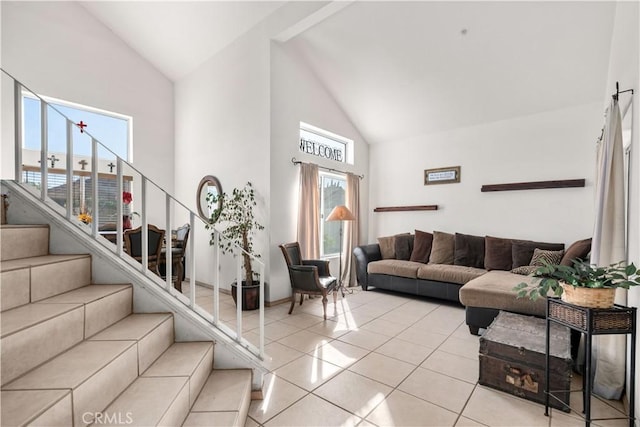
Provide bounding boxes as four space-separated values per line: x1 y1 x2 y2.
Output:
79 1 617 145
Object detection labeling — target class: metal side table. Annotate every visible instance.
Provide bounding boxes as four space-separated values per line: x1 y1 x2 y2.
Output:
545 297 636 426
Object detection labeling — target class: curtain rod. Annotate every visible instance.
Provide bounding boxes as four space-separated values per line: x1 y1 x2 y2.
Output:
613 81 634 100
291 157 364 179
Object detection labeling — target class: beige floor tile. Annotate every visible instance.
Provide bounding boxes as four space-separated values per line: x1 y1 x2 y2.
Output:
413 312 464 335
366 390 458 427
183 412 240 427
374 338 435 366
462 386 553 426
396 327 449 348
243 330 272 349
338 329 390 351
335 309 377 327
349 304 393 319
359 318 407 337
314 370 392 418
263 342 305 371
277 330 332 353
264 393 361 427
379 308 427 325
273 354 342 391
305 319 353 339
455 416 488 426
348 352 414 387
421 349 479 384
244 416 260 427
279 313 324 329
248 373 307 424
263 321 302 341
398 367 475 413
439 336 480 361
311 340 370 368
357 420 378 427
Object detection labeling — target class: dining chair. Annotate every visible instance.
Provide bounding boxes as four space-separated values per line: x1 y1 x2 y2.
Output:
124 224 165 276
171 223 190 291
279 242 337 320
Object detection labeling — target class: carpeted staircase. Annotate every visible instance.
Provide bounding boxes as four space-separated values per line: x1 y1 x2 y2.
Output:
0 224 252 426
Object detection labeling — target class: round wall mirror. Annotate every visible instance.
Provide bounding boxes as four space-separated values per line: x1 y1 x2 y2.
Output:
196 175 223 221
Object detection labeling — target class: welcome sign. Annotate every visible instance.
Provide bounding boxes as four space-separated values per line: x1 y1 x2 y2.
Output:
299 127 347 163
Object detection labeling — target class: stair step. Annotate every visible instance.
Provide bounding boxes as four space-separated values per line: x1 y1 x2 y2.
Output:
142 342 214 407
3 340 139 427
1 303 84 386
95 376 190 427
0 285 133 386
1 254 92 304
1 389 72 427
88 313 174 374
1 224 49 262
185 370 252 427
40 284 133 338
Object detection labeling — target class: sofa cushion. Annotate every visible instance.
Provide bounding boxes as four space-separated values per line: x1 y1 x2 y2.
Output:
560 238 592 266
368 260 422 279
417 264 487 285
484 236 513 271
530 248 564 266
459 271 546 317
395 234 414 261
429 231 455 265
410 230 433 263
377 236 396 259
454 233 485 268
512 239 565 268
510 265 538 275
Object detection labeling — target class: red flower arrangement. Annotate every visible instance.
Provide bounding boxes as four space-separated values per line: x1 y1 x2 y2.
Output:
123 191 133 205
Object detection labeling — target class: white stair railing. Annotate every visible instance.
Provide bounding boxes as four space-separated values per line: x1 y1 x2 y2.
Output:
2 68 265 359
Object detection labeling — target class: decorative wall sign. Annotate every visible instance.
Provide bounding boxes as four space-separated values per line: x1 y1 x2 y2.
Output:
424 166 461 185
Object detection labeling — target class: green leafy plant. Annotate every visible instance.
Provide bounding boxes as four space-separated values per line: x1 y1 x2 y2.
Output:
514 259 640 301
206 182 264 286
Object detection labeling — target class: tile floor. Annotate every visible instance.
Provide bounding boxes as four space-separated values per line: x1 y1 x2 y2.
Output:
188 284 628 427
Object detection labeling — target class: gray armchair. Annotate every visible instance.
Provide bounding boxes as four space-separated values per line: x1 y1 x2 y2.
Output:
279 242 337 320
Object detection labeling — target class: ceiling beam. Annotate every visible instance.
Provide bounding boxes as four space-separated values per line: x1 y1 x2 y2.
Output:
273 1 354 43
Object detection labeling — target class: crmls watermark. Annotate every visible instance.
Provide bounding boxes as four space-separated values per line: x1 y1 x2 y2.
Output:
83 412 133 425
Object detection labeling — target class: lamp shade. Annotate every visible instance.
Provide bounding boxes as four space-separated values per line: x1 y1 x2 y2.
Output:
326 205 355 222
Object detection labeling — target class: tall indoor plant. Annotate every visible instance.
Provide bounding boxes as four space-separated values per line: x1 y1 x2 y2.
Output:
206 182 264 309
514 259 640 308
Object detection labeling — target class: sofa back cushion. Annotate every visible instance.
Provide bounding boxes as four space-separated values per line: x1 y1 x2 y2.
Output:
484 236 513 271
560 238 591 266
429 231 455 265
395 234 414 260
454 233 485 269
512 239 565 268
410 230 433 263
378 233 410 259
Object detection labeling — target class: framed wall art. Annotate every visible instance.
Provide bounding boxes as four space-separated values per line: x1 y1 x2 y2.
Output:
424 166 461 185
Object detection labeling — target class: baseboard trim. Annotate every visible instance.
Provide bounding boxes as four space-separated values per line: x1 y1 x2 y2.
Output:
266 297 291 307
251 390 263 400
189 278 291 305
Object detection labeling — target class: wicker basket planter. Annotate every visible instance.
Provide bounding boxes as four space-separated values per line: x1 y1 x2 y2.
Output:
560 283 616 309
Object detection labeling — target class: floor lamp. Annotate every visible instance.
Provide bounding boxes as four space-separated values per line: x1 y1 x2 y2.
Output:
326 205 355 296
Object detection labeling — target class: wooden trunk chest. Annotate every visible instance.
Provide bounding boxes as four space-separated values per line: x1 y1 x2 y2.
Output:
479 311 572 412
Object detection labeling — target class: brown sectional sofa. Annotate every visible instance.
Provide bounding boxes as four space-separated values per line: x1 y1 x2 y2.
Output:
353 232 591 335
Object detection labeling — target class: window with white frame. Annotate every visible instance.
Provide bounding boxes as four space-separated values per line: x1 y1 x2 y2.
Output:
21 94 132 226
319 171 346 257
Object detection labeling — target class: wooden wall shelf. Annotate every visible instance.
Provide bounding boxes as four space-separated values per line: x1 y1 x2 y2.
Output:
374 205 438 213
481 179 585 193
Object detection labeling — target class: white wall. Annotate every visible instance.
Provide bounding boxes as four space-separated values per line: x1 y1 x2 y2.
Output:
368 102 603 246
1 1 174 194
173 2 329 300
269 42 369 302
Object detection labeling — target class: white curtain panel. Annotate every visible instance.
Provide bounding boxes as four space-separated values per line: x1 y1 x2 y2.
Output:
297 162 320 259
591 98 627 399
342 173 360 286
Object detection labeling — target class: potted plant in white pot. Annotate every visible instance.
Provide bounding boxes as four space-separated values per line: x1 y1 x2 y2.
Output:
514 259 640 308
206 182 265 310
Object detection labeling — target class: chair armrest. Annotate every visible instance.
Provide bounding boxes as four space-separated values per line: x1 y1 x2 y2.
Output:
302 259 331 277
353 244 382 290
